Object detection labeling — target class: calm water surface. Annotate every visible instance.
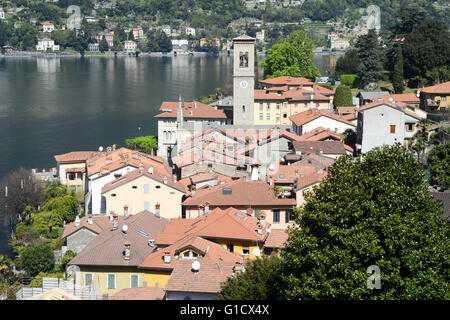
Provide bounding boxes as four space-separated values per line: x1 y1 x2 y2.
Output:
0 54 335 256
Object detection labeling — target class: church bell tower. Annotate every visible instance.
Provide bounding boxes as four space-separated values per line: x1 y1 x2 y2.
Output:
233 35 256 125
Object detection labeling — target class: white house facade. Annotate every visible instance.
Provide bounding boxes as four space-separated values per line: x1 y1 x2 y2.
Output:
36 39 60 51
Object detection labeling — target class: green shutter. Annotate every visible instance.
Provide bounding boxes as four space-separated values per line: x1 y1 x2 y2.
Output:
274 210 280 223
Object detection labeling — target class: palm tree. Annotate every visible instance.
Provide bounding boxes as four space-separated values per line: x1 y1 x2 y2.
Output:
410 118 431 163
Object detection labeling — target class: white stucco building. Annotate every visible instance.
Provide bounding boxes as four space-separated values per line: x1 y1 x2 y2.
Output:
36 39 60 51
356 97 421 153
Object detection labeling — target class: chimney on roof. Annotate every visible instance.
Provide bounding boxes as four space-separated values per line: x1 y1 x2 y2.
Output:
112 213 119 230
155 203 160 217
123 205 129 219
204 203 210 214
75 215 80 227
123 242 131 261
87 215 93 225
163 252 171 264
148 166 153 174
173 174 177 183
194 102 197 109
233 262 245 274
163 176 168 184
148 239 155 247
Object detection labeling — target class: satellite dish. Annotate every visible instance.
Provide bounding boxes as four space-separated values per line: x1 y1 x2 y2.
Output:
122 225 128 233
192 260 200 272
99 146 104 152
269 164 275 171
253 248 261 257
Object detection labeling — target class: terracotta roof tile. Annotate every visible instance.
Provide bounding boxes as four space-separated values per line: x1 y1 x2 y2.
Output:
155 101 227 119
296 127 342 141
420 81 450 94
289 108 355 127
264 229 289 249
259 76 314 86
165 259 238 294
109 287 166 300
292 140 349 155
54 151 102 163
182 180 296 207
68 211 170 267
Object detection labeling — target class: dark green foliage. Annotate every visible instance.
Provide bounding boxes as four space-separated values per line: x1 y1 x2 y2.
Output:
60 250 77 271
427 143 450 191
281 145 450 299
333 85 353 107
19 245 55 277
355 29 383 89
217 256 284 300
342 128 357 151
99 36 109 53
145 30 172 53
402 19 450 83
392 43 404 94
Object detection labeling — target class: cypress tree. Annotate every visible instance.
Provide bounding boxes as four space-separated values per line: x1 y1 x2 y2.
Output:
392 44 405 93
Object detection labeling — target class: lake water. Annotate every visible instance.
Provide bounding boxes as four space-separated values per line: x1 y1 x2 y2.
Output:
0 53 336 256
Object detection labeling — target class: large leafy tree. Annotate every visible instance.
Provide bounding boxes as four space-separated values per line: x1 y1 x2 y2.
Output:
427 142 449 191
402 19 450 83
217 256 283 300
19 245 55 277
355 29 383 89
281 145 449 299
125 136 157 154
261 30 319 79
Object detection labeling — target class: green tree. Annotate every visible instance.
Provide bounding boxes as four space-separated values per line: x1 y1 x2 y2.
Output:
427 142 449 191
112 34 122 51
355 29 383 89
125 136 157 154
60 250 77 271
19 245 55 277
392 43 404 94
333 85 353 107
335 49 360 76
261 30 319 79
217 256 283 300
403 19 450 83
281 145 450 299
342 128 357 151
410 118 431 163
99 35 109 53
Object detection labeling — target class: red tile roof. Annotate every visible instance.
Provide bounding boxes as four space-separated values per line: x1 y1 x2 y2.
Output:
289 108 356 127
155 101 227 119
101 164 185 194
109 287 166 300
292 140 349 155
296 127 342 141
54 151 102 163
164 259 238 294
391 93 420 103
264 229 289 249
87 147 165 177
139 235 243 270
156 207 270 246
182 180 297 207
68 211 170 267
420 81 450 94
268 163 319 184
260 76 314 86
62 215 119 239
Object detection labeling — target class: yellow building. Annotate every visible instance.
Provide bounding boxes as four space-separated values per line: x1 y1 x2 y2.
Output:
67 211 170 298
419 81 450 110
253 85 333 126
101 167 186 219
